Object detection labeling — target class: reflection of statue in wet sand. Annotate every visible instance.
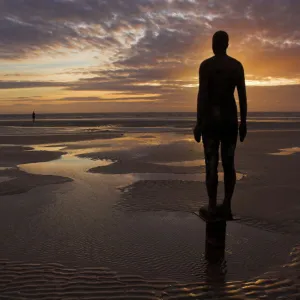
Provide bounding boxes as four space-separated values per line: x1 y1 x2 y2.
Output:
194 31 248 218
204 220 227 285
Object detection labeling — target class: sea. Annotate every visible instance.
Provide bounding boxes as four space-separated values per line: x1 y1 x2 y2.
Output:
0 112 300 132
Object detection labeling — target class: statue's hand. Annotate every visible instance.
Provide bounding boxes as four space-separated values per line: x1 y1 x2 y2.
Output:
239 122 247 142
193 123 202 143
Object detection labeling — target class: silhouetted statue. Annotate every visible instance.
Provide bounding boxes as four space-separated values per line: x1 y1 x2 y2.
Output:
194 31 247 218
32 111 36 124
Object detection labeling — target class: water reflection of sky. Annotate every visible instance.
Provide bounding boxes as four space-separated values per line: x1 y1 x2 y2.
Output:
269 147 300 156
0 167 13 171
19 154 113 177
32 133 194 155
0 176 14 183
20 133 245 187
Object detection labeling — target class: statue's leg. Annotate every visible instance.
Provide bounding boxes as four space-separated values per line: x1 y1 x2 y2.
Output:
203 135 220 214
221 127 238 215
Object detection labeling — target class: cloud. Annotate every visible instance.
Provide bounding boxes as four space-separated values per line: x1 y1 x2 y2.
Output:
0 80 67 89
0 95 161 104
1 0 299 59
59 96 160 102
0 0 158 59
60 96 103 101
2 1 300 66
0 81 68 89
1 0 300 112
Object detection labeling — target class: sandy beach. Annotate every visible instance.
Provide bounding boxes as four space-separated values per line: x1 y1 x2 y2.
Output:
0 114 299 299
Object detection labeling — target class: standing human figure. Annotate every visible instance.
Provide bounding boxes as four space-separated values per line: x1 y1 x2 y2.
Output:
194 31 248 218
32 111 36 124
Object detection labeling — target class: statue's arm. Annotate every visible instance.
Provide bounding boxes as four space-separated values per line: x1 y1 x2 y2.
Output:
197 62 208 125
237 63 247 124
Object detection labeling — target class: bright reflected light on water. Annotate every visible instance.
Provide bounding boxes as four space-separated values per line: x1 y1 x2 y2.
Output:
0 167 13 171
19 153 114 177
0 176 15 183
269 147 300 156
18 132 246 194
29 145 67 152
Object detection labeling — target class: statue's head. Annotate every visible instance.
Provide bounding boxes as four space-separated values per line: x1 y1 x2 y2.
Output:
212 31 229 54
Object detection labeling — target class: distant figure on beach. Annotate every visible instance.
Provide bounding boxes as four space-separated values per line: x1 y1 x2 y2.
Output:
194 31 247 218
32 111 36 124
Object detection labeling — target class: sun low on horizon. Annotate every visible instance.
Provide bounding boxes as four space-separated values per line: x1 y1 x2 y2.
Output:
0 0 300 114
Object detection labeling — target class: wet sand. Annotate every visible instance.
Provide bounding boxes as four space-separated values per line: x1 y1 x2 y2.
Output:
0 127 299 298
0 132 123 145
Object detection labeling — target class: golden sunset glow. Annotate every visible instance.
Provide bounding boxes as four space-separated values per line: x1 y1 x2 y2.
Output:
0 0 300 112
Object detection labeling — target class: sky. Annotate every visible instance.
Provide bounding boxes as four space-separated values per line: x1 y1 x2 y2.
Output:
0 0 300 113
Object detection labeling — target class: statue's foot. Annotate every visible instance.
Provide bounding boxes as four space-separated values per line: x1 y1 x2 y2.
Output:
208 207 217 216
219 203 233 220
199 205 218 218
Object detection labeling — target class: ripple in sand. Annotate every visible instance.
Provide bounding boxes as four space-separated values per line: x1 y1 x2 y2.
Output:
0 246 299 300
